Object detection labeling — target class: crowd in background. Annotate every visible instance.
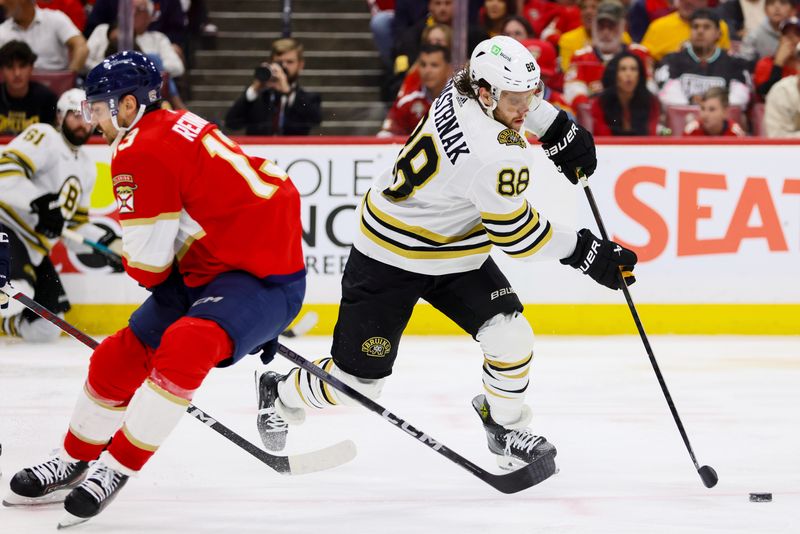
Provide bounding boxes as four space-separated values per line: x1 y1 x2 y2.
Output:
372 0 800 137
0 0 798 138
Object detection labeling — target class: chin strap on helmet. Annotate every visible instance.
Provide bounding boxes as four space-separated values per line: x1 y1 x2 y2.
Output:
110 104 147 152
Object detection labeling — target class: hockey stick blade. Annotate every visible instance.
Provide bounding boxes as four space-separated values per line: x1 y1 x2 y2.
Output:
1 287 355 476
277 343 557 494
281 310 319 337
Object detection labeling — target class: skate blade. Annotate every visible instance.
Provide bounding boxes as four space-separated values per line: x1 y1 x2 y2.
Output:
3 489 70 507
57 512 90 529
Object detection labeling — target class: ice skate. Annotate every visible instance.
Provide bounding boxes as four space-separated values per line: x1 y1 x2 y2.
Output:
3 454 89 506
255 370 304 452
472 394 557 470
58 459 129 529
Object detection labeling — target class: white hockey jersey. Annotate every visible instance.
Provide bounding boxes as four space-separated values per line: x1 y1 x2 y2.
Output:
0 123 102 265
354 81 578 275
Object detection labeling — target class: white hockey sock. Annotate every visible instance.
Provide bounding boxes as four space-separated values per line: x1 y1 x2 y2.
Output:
118 371 191 455
278 357 385 409
68 383 127 447
482 352 532 426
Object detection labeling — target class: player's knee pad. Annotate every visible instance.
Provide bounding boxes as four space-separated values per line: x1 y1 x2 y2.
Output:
88 327 153 404
329 363 385 406
153 317 233 394
476 311 534 362
17 315 62 343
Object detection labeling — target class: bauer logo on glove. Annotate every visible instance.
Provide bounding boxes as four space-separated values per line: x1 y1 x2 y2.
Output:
560 229 637 290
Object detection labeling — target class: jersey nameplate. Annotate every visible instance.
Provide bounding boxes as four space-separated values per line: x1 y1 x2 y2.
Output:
433 88 470 165
172 112 209 142
497 128 527 149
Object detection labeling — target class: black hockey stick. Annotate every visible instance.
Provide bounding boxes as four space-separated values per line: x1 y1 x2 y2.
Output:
61 231 318 339
0 285 356 476
577 171 718 488
277 343 556 494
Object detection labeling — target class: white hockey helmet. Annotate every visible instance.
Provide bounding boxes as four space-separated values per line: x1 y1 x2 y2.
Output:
57 88 87 125
469 35 541 102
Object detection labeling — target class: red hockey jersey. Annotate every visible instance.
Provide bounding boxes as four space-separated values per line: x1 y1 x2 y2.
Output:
111 109 304 289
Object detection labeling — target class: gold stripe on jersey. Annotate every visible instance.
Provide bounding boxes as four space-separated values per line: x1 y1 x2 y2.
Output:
120 212 181 227
0 200 50 254
485 353 532 371
360 207 492 260
504 222 553 258
71 208 90 225
1 149 36 177
0 168 25 179
484 208 539 245
176 230 207 261
367 191 485 245
479 202 529 223
121 254 173 274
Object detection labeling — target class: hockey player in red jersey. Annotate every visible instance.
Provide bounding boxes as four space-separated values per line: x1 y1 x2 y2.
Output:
5 51 306 527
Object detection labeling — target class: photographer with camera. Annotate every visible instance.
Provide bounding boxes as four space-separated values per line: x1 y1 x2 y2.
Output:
224 38 321 136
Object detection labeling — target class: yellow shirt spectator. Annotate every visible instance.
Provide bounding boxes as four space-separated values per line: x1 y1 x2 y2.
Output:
641 11 731 62
558 26 632 71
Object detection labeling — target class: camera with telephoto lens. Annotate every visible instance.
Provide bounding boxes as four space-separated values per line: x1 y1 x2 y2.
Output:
254 63 288 82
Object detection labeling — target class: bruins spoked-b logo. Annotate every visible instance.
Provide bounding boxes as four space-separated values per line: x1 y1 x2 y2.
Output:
361 337 392 358
497 128 527 149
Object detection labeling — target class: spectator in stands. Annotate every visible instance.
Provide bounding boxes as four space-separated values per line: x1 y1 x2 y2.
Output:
522 0 582 44
395 22 451 100
655 9 751 107
0 40 58 134
37 0 86 31
225 38 321 136
393 0 484 86
378 43 451 136
85 0 188 53
719 0 766 41
479 0 517 37
0 0 88 72
370 0 397 74
754 15 799 98
564 0 652 106
764 72 800 135
590 51 660 135
641 0 732 61
558 0 635 71
739 0 796 61
85 2 180 74
503 15 535 41
683 86 747 134
627 0 674 43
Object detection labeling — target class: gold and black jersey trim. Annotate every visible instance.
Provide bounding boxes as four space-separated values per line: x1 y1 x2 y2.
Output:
503 221 553 258
70 208 90 225
365 190 487 246
0 200 50 255
0 150 36 179
483 207 539 246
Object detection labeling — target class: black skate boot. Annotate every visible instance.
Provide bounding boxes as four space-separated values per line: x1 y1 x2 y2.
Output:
3 455 89 506
59 460 129 528
256 371 289 451
472 394 557 471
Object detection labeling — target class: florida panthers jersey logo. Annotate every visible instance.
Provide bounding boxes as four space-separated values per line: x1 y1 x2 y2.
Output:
113 174 138 213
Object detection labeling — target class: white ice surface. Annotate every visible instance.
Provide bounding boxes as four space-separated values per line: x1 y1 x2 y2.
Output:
0 335 797 533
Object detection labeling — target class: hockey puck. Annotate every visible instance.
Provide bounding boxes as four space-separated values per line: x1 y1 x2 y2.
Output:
749 493 772 502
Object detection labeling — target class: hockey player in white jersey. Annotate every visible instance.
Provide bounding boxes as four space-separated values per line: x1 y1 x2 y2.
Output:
0 88 122 342
257 36 637 472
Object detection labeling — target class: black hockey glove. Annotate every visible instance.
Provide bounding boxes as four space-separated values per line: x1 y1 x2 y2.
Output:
98 229 124 273
539 110 597 184
30 193 65 239
561 229 637 290
0 229 9 309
